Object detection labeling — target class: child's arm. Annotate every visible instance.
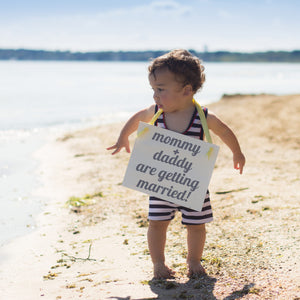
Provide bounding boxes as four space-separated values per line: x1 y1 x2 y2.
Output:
107 105 156 155
207 112 245 174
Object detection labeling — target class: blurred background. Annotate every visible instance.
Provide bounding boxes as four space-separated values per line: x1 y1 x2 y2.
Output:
0 0 299 246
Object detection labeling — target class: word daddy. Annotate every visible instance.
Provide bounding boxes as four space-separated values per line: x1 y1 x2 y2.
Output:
152 132 201 157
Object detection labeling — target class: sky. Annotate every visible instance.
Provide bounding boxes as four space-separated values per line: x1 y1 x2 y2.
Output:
0 0 299 52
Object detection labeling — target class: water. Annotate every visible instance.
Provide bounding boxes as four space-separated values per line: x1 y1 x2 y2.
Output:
0 61 151 130
2 61 299 131
0 61 299 246
0 131 44 245
200 62 300 100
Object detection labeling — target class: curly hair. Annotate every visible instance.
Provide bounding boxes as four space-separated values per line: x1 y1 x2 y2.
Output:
148 49 206 93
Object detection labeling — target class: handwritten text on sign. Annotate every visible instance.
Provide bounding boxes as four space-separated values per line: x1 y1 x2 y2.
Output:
122 122 219 211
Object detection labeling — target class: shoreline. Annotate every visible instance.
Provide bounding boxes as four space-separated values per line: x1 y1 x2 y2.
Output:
0 130 47 247
0 94 299 299
0 117 132 248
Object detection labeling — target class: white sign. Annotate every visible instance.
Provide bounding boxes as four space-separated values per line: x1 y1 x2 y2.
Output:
122 122 219 211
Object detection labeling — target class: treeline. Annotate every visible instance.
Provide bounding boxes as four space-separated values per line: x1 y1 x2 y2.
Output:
0 48 300 62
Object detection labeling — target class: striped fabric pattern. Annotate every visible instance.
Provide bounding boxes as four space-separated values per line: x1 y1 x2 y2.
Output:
148 106 213 225
155 107 206 140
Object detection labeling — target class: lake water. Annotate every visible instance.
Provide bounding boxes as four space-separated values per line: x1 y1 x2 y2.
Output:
0 61 299 246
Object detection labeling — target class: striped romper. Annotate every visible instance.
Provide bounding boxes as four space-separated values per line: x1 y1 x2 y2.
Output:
148 106 214 225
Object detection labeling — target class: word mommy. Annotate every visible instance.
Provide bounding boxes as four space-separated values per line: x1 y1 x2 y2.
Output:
152 132 201 157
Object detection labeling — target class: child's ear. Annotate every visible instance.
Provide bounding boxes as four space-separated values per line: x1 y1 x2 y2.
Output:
183 84 193 96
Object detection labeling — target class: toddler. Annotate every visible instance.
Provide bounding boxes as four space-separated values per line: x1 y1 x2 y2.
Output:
107 49 245 279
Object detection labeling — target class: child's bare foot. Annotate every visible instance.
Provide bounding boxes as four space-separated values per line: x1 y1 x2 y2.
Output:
187 261 206 278
153 262 175 279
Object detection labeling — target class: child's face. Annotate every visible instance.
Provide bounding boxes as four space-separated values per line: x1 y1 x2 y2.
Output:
149 68 191 113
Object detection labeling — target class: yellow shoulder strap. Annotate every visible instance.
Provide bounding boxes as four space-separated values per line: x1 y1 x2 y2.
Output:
149 108 163 125
192 98 212 144
137 108 163 137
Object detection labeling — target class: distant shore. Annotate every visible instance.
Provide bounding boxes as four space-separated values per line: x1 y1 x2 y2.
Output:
1 48 300 62
0 94 299 299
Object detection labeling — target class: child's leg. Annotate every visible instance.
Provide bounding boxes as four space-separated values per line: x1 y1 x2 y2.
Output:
147 219 174 278
186 223 206 277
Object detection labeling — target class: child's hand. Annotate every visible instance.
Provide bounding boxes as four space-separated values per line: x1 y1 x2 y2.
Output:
107 138 131 155
233 152 245 174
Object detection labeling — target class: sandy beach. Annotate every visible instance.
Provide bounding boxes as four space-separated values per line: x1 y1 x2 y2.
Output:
0 94 299 299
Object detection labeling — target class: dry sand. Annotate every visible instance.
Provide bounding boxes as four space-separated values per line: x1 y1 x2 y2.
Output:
0 94 299 299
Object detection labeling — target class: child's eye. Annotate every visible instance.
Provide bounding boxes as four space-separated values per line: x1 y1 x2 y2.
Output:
151 88 164 93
